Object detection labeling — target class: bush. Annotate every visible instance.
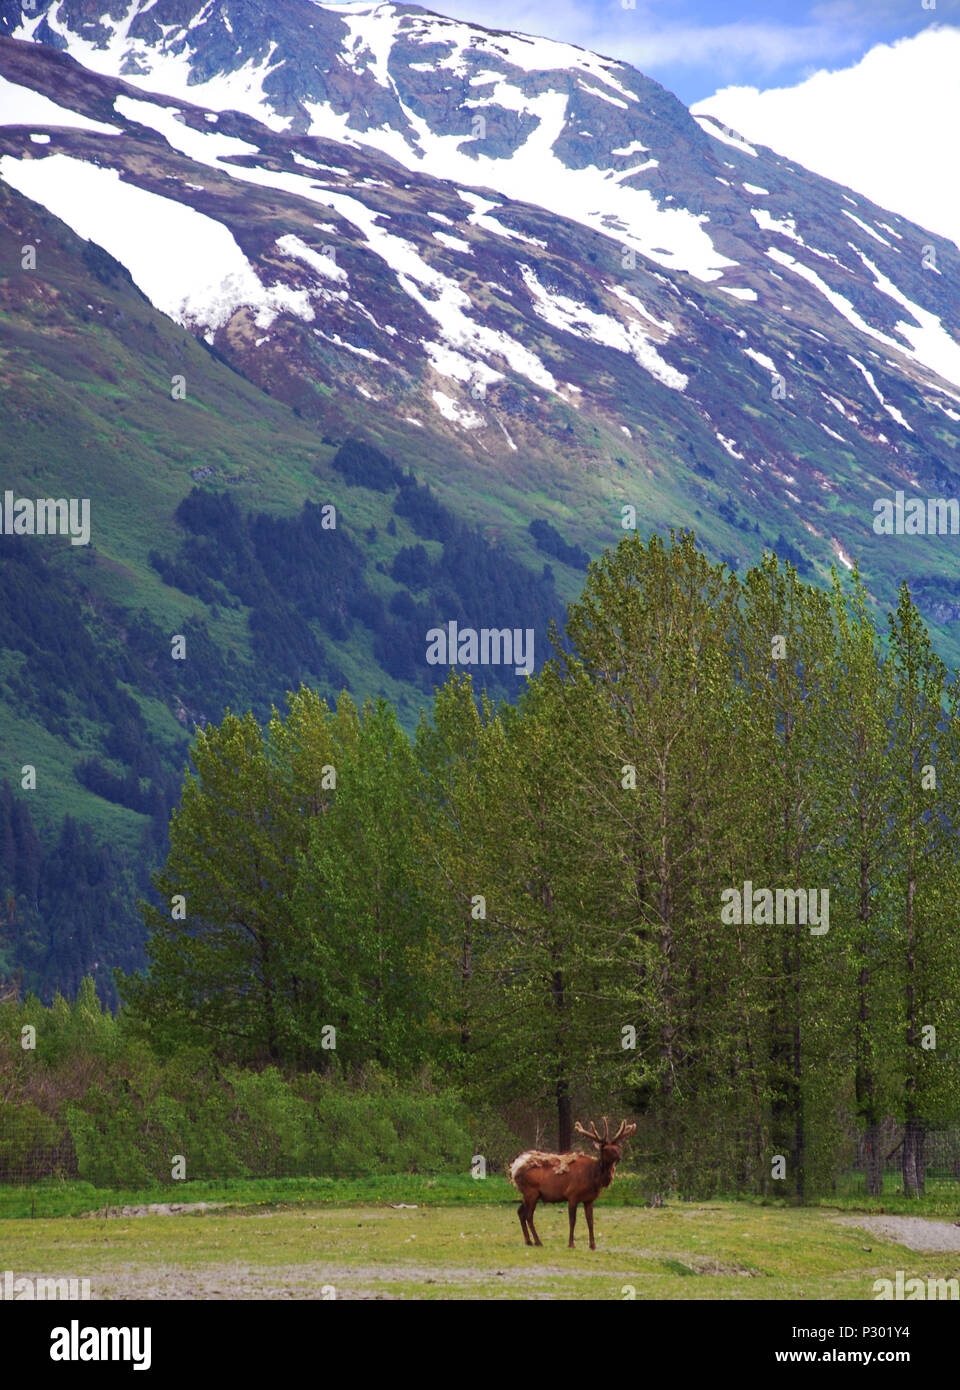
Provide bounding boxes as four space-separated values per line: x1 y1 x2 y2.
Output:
1 988 475 1184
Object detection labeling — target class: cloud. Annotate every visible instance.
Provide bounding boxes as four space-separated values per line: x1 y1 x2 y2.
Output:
810 0 959 23
321 0 960 82
615 21 868 74
693 25 960 249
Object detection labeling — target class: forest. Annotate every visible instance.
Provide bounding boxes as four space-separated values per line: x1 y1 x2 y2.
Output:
3 530 960 1201
0 438 569 996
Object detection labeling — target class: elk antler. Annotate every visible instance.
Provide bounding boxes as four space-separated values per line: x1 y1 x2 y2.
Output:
610 1120 637 1144
574 1120 604 1145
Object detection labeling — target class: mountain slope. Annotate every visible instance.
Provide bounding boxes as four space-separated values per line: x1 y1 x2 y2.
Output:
3 0 960 994
3 6 959 543
0 155 565 998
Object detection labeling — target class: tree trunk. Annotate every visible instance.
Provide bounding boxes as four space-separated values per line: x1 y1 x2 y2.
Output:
459 923 472 1049
856 841 881 1195
902 1119 925 1198
792 914 805 1203
556 1076 572 1154
656 761 676 1097
863 1123 883 1197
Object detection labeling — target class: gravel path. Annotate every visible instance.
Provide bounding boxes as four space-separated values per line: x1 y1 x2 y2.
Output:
834 1215 960 1251
79 1203 226 1219
23 1261 600 1300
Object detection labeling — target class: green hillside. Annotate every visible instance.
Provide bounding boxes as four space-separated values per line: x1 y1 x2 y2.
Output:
0 180 576 997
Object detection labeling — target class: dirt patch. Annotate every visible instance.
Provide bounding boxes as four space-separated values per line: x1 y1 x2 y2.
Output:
79 1202 227 1219
682 1255 763 1276
833 1215 960 1252
55 1260 663 1300
72 1261 574 1300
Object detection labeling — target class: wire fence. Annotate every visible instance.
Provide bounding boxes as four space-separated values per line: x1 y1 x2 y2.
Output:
2 1129 959 1190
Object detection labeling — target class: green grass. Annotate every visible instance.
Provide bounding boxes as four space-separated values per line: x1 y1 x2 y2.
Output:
2 1182 957 1299
4 1172 956 1220
0 1174 515 1220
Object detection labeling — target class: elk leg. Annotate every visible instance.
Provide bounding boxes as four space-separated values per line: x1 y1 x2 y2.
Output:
526 1197 542 1247
585 1201 596 1251
518 1201 531 1245
568 1200 578 1248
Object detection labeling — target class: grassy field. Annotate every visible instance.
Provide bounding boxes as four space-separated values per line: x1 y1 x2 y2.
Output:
2 1178 958 1300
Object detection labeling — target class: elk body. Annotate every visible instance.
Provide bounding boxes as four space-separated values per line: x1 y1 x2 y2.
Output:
509 1118 636 1250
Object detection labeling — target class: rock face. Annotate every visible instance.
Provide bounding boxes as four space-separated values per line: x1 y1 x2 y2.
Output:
2 0 960 655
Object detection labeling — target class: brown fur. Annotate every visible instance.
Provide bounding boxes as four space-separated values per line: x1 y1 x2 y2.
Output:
508 1118 636 1250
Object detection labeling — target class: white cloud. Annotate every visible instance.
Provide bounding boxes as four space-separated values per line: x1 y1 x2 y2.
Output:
694 25 960 248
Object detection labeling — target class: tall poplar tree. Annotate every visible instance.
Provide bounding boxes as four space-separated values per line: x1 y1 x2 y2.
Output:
887 585 960 1195
293 697 443 1074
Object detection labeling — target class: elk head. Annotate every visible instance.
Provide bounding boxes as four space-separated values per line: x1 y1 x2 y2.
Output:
574 1116 637 1167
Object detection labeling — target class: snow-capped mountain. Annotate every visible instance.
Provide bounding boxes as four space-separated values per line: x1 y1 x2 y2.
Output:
2 0 960 617
9 0 960 994
694 26 960 254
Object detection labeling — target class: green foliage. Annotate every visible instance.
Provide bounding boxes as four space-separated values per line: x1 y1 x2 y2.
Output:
331 438 405 491
6 531 960 1202
0 986 473 1184
0 1101 63 1182
528 518 590 570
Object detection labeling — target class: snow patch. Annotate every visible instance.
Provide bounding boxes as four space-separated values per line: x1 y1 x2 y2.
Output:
432 389 484 429
304 81 734 282
767 246 960 391
841 209 891 246
432 230 472 254
0 153 313 333
847 354 913 431
321 189 558 392
114 96 259 166
0 74 122 135
521 265 687 391
716 432 744 459
692 112 758 156
743 346 777 375
313 328 388 362
275 232 349 284
35 3 292 131
751 208 802 244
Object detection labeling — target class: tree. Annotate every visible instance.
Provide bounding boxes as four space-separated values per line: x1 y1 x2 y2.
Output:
887 584 960 1196
548 531 761 1186
460 676 629 1151
123 688 348 1065
292 698 445 1074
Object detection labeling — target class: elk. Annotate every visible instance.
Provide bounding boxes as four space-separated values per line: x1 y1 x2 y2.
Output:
509 1117 637 1250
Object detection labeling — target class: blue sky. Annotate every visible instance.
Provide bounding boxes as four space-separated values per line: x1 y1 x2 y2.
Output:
325 0 959 104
